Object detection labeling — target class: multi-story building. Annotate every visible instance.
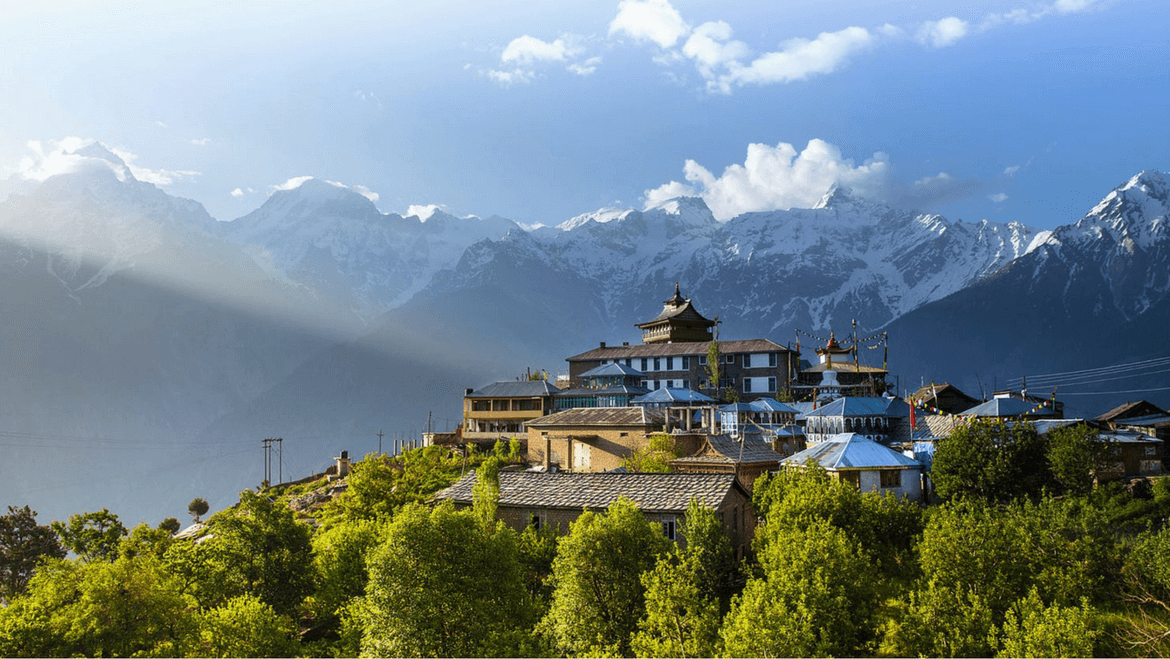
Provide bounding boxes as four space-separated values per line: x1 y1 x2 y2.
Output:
565 284 797 402
462 380 560 444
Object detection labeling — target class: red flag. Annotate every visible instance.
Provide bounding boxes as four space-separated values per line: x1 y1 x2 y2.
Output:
910 399 917 429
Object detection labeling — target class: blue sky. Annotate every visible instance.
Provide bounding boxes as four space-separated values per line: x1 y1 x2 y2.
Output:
0 0 1165 229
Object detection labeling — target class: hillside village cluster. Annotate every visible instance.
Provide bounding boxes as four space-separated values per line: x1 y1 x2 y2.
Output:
359 284 1170 552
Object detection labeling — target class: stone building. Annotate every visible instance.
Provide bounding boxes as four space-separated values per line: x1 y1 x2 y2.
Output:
524 406 693 472
432 470 756 556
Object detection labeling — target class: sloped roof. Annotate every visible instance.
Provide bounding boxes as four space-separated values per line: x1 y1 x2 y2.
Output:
802 362 888 374
554 385 649 398
961 396 1055 418
580 362 647 378
720 402 757 413
782 433 922 470
631 388 716 404
467 380 560 398
433 471 742 513
750 399 800 414
1095 400 1167 422
636 298 714 328
1115 413 1170 427
672 433 787 466
805 397 896 418
568 338 788 361
526 406 665 428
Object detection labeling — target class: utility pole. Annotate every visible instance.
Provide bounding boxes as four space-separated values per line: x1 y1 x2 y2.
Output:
377 429 384 455
262 438 283 486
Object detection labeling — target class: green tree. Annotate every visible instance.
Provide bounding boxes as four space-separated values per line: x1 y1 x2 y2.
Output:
678 499 738 611
200 489 315 615
889 582 998 658
473 457 502 530
540 497 671 656
50 508 127 562
0 505 65 603
308 516 386 633
517 521 560 615
159 517 181 534
0 555 196 658
721 519 879 657
631 553 722 658
192 594 298 658
1047 423 1108 496
324 447 469 523
706 340 720 397
622 433 680 473
189 497 210 523
994 588 1098 658
359 502 536 657
932 418 1054 503
119 521 176 560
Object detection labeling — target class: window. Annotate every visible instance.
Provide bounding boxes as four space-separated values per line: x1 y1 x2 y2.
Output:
661 517 677 541
640 380 649 388
725 354 735 364
699 354 707 365
667 356 674 370
743 379 752 393
769 353 777 367
641 358 648 371
1147 445 1158 456
682 356 690 370
654 357 661 371
530 513 544 530
838 471 860 489
625 358 632 367
700 379 709 389
768 377 777 392
880 470 901 488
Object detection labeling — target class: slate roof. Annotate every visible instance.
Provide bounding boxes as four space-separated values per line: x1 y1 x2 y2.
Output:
1113 413 1170 427
631 388 716 404
526 406 666 428
782 433 922 470
568 338 789 361
579 362 647 378
1095 400 1167 423
467 380 560 398
433 471 741 513
672 433 787 466
636 298 714 327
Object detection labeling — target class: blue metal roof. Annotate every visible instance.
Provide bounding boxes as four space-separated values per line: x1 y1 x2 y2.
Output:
750 399 800 414
579 362 647 378
805 397 898 418
961 396 1055 418
782 433 923 470
467 380 560 398
630 387 715 404
720 402 757 413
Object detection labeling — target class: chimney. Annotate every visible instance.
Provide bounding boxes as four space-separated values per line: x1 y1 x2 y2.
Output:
543 432 551 471
465 388 474 396
623 342 629 346
600 342 606 349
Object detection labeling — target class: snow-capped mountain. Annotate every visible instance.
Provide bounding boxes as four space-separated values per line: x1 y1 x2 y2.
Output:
439 187 1041 342
885 170 1170 414
218 179 519 321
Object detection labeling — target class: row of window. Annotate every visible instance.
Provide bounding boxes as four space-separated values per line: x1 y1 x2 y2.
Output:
603 352 780 372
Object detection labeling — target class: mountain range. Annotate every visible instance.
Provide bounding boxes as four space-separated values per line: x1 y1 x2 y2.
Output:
0 143 1166 525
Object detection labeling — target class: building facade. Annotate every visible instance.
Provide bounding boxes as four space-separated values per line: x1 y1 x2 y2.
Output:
462 380 559 444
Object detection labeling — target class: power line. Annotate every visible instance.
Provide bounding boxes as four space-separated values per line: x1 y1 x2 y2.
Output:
1008 355 1170 385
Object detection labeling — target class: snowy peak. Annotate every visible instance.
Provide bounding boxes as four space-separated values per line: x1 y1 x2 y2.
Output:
557 206 635 231
813 183 859 209
1070 170 1169 250
644 196 718 228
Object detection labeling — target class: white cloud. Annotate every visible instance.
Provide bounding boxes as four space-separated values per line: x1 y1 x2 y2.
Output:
10 138 198 187
190 137 211 146
645 138 987 218
354 90 384 109
609 0 689 48
487 67 536 87
568 56 602 76
1004 164 1022 176
717 26 873 90
230 187 244 198
154 121 168 129
270 175 315 192
918 17 968 47
644 138 892 220
502 35 573 64
990 192 1009 202
682 21 750 79
352 184 380 203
